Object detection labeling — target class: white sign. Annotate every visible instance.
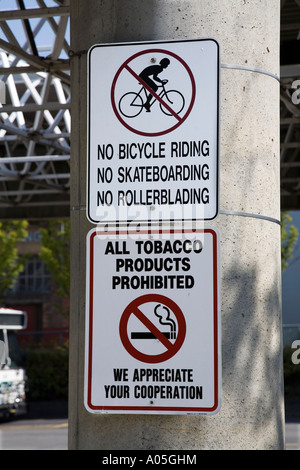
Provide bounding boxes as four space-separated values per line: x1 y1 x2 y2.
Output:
87 39 220 224
84 227 221 414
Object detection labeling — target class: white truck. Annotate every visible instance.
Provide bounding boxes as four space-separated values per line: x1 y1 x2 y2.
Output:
0 308 27 419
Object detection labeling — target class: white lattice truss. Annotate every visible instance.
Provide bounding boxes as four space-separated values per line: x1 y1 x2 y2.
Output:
0 0 70 219
0 0 300 218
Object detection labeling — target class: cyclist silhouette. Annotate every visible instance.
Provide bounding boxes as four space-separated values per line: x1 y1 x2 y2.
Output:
139 58 170 112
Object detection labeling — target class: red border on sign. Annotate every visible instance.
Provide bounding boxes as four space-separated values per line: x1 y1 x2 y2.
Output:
119 294 186 364
111 48 196 137
86 227 220 414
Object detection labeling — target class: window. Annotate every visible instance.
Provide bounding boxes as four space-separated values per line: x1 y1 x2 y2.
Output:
9 255 51 295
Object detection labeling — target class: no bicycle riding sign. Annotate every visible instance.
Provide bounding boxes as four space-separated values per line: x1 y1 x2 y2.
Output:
87 38 220 224
84 227 221 415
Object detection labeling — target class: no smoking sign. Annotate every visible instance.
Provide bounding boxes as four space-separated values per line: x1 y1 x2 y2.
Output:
84 227 221 415
119 294 186 364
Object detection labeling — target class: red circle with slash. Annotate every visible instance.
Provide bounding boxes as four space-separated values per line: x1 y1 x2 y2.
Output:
119 294 186 364
111 48 196 137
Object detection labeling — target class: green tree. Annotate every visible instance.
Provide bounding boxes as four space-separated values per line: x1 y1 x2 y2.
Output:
39 220 70 315
281 212 299 272
0 220 29 296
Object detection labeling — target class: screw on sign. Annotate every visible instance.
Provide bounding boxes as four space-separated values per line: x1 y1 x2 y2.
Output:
119 294 186 364
111 49 196 137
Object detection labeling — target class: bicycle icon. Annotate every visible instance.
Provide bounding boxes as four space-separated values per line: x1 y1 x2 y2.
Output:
111 49 196 137
118 80 185 118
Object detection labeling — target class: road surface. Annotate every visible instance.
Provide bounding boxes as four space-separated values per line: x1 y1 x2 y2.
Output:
0 418 68 450
0 418 298 450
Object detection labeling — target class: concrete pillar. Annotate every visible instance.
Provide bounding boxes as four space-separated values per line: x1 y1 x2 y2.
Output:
69 0 284 449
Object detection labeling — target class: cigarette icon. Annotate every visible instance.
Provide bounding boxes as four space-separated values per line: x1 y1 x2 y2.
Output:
131 304 177 340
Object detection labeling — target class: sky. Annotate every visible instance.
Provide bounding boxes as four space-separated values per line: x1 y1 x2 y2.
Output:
0 0 69 58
